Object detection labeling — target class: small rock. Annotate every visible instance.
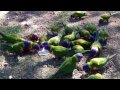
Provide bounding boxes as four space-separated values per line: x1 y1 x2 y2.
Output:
9 75 13 79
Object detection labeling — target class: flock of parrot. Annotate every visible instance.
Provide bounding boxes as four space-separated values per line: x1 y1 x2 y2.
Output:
0 11 116 79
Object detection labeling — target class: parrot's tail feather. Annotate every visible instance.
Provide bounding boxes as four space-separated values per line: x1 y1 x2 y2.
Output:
107 54 116 61
82 50 91 54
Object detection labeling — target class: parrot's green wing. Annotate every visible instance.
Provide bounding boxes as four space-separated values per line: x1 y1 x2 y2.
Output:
84 23 97 34
51 46 69 59
49 56 77 79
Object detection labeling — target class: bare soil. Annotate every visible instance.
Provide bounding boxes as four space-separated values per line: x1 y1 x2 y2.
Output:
0 11 120 79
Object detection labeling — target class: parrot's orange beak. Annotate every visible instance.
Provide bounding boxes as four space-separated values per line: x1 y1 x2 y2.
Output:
93 67 98 71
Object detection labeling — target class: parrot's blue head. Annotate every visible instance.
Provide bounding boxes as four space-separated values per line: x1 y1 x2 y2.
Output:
42 42 49 47
99 38 107 46
89 36 95 42
90 47 99 57
76 53 83 62
92 31 98 38
24 40 31 47
44 45 51 51
62 41 71 48
83 64 90 71
33 44 41 51
52 32 58 37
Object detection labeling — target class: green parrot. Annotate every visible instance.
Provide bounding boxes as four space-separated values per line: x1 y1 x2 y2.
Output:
99 28 109 40
67 45 90 57
44 45 70 60
70 39 91 49
48 53 83 79
83 54 116 71
78 28 91 40
101 12 111 22
89 30 102 57
6 41 41 53
86 73 104 79
47 32 63 46
84 23 97 34
71 11 87 19
0 32 24 44
63 31 78 42
63 23 73 35
90 40 102 57
98 28 109 46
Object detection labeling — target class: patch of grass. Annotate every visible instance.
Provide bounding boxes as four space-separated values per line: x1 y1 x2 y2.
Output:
0 25 23 35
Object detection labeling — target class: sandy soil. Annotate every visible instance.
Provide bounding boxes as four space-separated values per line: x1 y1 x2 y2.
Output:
0 11 120 79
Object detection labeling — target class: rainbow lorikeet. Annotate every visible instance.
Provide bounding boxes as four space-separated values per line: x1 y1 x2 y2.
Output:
0 32 24 44
48 53 83 79
83 54 116 71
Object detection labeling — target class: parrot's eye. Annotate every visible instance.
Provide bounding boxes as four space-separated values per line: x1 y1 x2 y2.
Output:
24 41 30 47
83 64 90 71
76 53 83 62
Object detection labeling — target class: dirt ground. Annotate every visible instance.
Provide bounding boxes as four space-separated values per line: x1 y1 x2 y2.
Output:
0 11 120 79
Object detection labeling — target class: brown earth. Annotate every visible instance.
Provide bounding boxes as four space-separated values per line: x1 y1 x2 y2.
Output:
0 11 120 79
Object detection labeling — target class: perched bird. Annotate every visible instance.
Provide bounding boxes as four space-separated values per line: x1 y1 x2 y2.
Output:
0 32 24 44
44 45 69 60
101 12 111 22
6 41 41 53
63 23 73 35
84 23 97 35
67 45 90 57
69 39 91 49
28 33 39 42
89 30 102 57
48 53 83 79
72 45 85 53
71 11 87 20
75 26 91 40
99 28 109 40
86 73 104 79
79 29 91 40
63 31 78 42
83 54 116 71
90 40 102 58
46 31 63 46
98 28 109 46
